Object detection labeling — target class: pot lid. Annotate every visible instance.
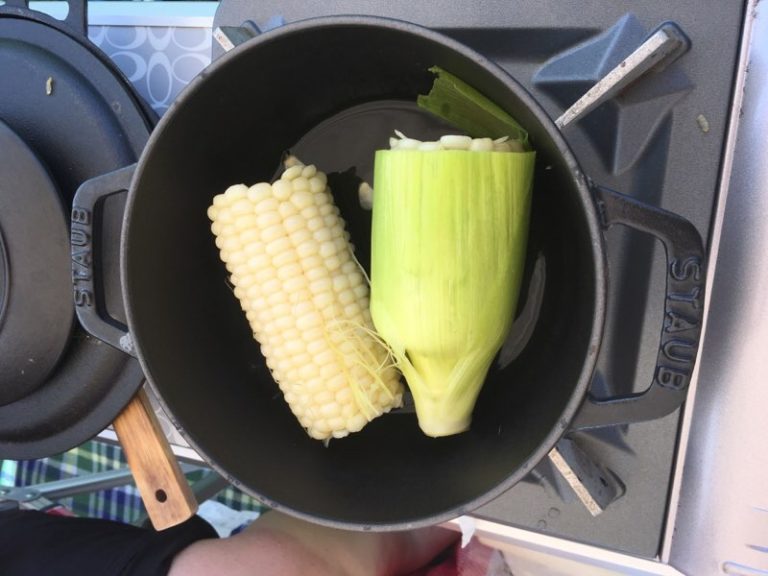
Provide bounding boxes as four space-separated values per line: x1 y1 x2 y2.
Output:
0 1 153 459
0 120 73 406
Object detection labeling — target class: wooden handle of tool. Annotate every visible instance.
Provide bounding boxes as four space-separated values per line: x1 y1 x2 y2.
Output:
114 388 198 530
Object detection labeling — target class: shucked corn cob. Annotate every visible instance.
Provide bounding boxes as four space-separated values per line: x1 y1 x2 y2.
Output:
207 158 403 440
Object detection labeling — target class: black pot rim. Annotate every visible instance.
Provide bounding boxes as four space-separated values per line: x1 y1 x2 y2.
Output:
123 14 608 530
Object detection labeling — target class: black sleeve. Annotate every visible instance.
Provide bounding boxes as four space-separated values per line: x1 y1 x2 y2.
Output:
0 509 218 576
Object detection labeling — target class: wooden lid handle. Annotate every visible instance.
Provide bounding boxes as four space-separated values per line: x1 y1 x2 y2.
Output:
113 387 198 530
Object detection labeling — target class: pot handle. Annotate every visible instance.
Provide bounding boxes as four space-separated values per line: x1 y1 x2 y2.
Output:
72 165 199 530
71 164 137 357
569 186 705 430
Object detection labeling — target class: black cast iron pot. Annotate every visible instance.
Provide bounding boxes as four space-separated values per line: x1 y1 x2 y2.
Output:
72 16 705 530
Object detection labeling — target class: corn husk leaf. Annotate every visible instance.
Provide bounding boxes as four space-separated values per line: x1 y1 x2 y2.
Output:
417 66 530 149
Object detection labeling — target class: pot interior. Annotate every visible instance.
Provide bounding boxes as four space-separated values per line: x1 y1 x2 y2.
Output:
126 19 601 528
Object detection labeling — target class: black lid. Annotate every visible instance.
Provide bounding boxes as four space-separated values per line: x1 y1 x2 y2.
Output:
0 0 154 458
0 120 73 406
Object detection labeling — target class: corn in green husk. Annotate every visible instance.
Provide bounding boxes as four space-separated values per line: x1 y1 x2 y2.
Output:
370 141 535 437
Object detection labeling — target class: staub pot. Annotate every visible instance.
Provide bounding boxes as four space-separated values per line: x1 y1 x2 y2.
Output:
72 16 704 530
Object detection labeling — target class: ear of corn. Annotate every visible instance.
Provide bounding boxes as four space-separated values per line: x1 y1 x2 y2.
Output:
370 136 535 437
207 159 403 441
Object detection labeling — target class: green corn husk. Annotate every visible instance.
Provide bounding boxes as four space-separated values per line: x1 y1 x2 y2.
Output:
417 66 530 150
370 148 535 437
